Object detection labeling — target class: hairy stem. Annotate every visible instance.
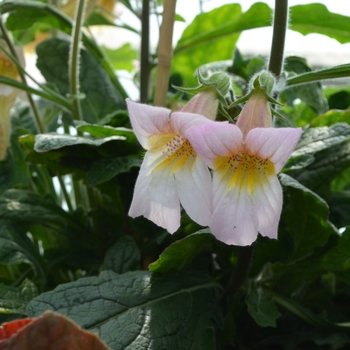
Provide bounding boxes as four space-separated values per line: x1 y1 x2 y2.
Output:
154 0 177 107
69 0 86 120
140 0 150 102
268 0 289 77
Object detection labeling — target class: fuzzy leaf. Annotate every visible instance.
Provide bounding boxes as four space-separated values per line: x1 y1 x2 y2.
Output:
27 270 223 350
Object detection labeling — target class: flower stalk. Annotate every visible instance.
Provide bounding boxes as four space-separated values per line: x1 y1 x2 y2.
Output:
268 0 289 77
154 0 177 107
69 0 86 121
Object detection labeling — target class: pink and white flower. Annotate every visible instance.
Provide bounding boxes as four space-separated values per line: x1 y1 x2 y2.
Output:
126 93 215 233
186 90 302 246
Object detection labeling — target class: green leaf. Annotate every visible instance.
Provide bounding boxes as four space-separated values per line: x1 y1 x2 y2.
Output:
36 38 125 123
0 221 28 266
279 174 337 261
34 133 126 152
0 279 38 315
27 270 223 350
173 3 272 86
0 189 75 230
286 123 350 170
103 236 141 274
174 3 271 55
290 4 350 44
246 283 281 327
290 139 350 193
0 221 45 280
87 156 141 186
102 43 138 72
149 230 216 272
287 63 350 86
310 109 350 127
76 123 136 142
85 11 139 34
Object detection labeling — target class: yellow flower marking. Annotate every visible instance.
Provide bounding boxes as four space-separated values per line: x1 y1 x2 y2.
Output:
215 153 275 193
153 135 196 173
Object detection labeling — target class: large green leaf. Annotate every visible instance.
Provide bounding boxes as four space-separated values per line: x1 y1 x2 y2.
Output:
149 230 216 273
34 134 126 152
289 4 350 44
286 123 350 171
0 279 38 315
172 3 271 86
36 38 125 123
27 270 223 350
174 3 271 55
279 174 337 261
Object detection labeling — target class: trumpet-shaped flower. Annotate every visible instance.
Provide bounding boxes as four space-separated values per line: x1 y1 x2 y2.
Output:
126 93 216 233
186 90 302 246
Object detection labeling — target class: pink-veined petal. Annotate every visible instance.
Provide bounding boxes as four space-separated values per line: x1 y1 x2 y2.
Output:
128 151 180 233
171 111 210 137
175 156 212 226
211 173 259 246
186 122 243 168
245 127 302 172
126 99 173 150
254 175 282 239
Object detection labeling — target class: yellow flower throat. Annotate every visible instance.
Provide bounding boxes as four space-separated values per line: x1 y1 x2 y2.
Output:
215 153 275 193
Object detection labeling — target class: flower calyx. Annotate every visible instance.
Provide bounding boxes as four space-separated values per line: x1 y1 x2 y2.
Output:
173 70 236 121
228 70 285 121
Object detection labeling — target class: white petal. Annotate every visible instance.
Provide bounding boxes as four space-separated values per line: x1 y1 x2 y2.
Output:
128 151 180 233
126 99 173 150
245 128 302 172
175 156 212 226
254 175 282 239
211 173 259 246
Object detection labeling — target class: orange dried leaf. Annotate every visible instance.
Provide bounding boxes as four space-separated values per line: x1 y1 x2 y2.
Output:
0 311 110 350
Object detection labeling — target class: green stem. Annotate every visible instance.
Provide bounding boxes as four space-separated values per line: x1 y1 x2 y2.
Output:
268 0 289 77
226 245 255 295
69 0 87 121
58 175 74 213
0 16 45 133
140 0 150 102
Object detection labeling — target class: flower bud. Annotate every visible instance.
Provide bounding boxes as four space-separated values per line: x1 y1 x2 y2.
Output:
236 90 272 139
181 87 218 120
